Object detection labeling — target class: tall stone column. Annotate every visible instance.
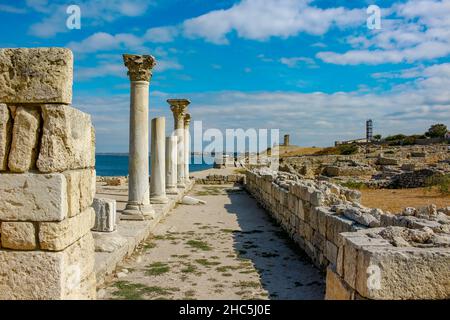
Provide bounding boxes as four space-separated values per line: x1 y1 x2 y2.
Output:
165 136 178 194
184 113 191 183
167 99 190 188
122 54 156 219
150 117 168 204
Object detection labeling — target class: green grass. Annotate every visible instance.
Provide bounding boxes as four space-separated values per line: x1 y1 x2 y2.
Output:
142 242 157 250
145 262 170 276
195 259 221 267
237 281 260 288
112 281 179 300
181 263 198 274
186 240 212 251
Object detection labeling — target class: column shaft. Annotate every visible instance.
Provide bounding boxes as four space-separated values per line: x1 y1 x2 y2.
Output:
150 117 168 203
165 136 178 194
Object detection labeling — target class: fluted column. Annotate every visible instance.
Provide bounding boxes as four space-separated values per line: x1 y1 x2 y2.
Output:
165 136 178 194
150 117 168 204
184 113 191 183
167 99 190 188
122 54 156 220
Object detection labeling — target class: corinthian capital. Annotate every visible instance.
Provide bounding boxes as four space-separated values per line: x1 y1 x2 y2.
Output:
168 99 190 121
184 113 191 127
123 54 156 82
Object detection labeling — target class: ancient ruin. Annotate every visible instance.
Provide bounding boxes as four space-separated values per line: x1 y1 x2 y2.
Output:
0 47 448 300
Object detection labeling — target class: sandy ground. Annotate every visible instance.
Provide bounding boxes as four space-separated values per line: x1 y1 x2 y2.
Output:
99 184 325 300
361 187 449 213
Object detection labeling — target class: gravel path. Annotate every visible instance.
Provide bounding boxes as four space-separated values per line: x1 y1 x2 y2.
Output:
100 184 325 300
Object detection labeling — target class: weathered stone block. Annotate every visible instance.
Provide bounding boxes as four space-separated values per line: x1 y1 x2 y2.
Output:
0 233 95 300
0 173 67 221
39 207 95 251
325 214 354 244
1 222 36 250
37 105 95 172
355 245 450 299
0 104 12 171
325 240 338 265
0 48 73 104
64 169 96 217
92 197 117 232
325 266 354 300
8 107 40 172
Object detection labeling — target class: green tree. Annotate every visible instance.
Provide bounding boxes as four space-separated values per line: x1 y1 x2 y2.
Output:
425 123 448 138
373 134 382 140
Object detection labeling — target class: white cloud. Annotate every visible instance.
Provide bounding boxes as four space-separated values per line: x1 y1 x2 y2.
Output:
0 4 27 14
182 0 365 44
280 56 316 68
144 26 179 43
27 0 153 38
77 62 450 151
317 0 450 65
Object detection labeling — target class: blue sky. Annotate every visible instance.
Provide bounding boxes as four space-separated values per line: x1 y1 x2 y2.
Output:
0 0 449 152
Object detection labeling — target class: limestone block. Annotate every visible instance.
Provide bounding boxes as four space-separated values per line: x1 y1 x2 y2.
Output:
325 266 354 300
0 48 73 104
0 104 12 170
316 207 332 237
312 230 325 251
0 173 67 221
355 245 450 299
37 105 94 172
1 222 36 250
64 169 96 217
8 107 40 172
0 233 95 300
325 214 355 244
92 231 127 252
325 240 338 265
92 197 117 232
39 207 95 251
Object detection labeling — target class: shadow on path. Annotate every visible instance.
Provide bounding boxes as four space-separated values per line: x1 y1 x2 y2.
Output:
223 187 325 300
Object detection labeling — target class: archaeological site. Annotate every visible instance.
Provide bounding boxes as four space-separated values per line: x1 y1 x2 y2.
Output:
0 47 448 302
1 1 450 307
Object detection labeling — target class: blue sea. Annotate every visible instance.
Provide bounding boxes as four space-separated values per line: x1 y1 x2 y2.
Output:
95 154 214 177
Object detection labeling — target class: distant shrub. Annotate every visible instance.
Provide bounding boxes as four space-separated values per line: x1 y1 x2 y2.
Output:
425 174 450 195
315 144 358 156
339 180 366 190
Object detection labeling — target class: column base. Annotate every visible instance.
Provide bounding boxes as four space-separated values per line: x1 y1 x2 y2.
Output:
166 187 179 195
121 202 155 220
177 182 186 188
150 195 169 204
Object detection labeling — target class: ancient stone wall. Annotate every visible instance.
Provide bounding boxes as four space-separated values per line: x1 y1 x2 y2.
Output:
245 168 450 299
0 48 97 299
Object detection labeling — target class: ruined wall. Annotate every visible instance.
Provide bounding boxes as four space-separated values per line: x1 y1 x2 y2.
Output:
245 168 450 299
0 48 97 299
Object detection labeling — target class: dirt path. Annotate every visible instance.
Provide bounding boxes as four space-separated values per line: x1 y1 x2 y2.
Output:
99 184 325 300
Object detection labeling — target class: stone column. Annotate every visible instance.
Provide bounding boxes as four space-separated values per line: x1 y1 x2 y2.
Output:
167 99 190 188
122 54 156 219
165 136 178 194
184 113 191 183
150 117 168 204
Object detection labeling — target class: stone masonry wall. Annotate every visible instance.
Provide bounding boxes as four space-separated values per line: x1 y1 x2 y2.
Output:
245 168 450 299
0 48 97 299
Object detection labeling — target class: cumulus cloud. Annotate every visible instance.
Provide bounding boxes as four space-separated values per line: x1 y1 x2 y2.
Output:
76 62 450 151
144 26 179 43
182 0 365 44
280 56 316 68
317 0 450 65
27 0 153 38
